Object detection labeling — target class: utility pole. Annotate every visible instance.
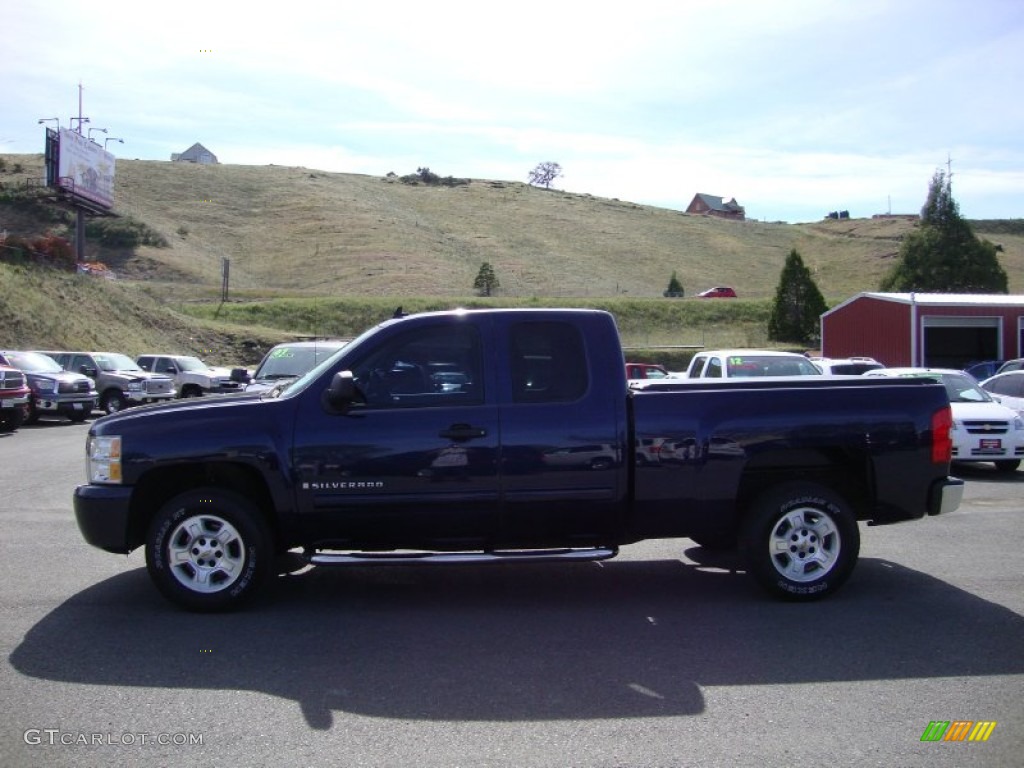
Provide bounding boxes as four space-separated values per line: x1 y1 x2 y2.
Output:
75 82 86 263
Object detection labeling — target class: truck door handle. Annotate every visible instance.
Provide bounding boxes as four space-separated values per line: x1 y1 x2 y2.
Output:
439 424 487 441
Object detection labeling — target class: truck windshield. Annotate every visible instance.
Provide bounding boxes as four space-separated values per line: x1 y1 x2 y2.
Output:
95 353 142 371
176 356 209 371
4 351 64 373
726 355 821 377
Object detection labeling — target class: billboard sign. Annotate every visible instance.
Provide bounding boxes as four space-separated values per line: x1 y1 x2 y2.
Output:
50 128 116 210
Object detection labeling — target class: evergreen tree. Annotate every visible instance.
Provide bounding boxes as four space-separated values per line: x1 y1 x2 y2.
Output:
768 249 828 344
880 170 1008 293
664 271 684 297
473 262 500 296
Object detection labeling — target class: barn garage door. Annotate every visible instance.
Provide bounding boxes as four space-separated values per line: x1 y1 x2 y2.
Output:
922 317 1000 368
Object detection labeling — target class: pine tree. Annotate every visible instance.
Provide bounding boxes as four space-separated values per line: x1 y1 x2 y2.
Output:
768 249 828 344
664 271 684 297
473 262 500 296
880 171 1008 293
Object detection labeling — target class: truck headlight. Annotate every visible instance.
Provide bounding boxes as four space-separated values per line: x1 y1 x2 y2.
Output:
32 378 58 394
127 381 144 392
87 435 122 484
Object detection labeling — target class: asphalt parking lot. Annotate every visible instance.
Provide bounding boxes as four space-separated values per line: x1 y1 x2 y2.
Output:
1 419 1022 768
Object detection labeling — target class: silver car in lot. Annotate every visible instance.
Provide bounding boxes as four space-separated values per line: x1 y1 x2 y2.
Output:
980 370 1024 417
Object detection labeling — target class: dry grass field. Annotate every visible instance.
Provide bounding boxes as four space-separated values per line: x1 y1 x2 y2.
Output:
1 152 1021 363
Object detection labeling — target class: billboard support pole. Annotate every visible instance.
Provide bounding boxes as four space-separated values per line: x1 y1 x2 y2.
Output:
75 209 86 263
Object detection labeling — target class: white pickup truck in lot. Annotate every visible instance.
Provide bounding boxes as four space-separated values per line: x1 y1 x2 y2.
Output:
683 349 822 378
136 354 247 398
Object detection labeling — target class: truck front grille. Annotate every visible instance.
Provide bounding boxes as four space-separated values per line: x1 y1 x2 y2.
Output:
146 379 174 395
0 370 27 390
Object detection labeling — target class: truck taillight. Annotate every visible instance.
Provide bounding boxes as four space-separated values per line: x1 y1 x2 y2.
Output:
931 406 953 464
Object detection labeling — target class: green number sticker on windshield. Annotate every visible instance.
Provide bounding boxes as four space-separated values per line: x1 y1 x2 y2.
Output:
270 348 294 359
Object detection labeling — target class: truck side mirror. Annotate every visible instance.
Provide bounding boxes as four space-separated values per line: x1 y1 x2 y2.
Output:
325 370 359 411
230 367 251 383
81 365 97 377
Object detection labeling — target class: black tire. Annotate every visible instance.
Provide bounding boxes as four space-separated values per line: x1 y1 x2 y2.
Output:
994 460 1020 473
25 400 40 425
181 384 203 398
146 488 273 612
101 390 127 414
740 481 860 601
0 404 26 433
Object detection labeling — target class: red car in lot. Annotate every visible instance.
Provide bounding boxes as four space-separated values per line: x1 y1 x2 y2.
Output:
0 364 31 433
698 286 737 298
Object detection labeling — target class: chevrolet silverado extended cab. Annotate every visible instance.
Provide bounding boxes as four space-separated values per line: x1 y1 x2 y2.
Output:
73 308 963 611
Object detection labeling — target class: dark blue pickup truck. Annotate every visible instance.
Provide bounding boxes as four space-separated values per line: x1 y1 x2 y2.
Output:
73 308 963 611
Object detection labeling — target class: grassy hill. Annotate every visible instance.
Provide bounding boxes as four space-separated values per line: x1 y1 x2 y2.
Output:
2 152 1022 364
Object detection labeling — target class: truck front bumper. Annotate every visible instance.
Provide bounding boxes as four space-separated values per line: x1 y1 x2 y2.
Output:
73 484 134 553
35 393 98 414
125 392 176 406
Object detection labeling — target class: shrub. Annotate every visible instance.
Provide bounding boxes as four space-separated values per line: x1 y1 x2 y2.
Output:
85 217 168 248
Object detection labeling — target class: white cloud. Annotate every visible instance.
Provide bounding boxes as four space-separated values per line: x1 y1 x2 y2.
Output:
2 0 1022 222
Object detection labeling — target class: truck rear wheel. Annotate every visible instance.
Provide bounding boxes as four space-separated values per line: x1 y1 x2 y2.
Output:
146 488 272 612
740 481 859 600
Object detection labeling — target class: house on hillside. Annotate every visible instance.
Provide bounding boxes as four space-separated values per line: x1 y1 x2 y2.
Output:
171 143 219 164
685 193 745 220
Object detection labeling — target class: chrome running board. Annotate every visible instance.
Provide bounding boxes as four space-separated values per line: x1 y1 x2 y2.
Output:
308 546 618 566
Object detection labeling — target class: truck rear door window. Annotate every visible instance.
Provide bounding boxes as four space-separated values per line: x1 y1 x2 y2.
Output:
510 322 588 403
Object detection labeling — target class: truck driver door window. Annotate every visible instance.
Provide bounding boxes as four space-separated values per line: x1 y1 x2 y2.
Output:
352 324 484 408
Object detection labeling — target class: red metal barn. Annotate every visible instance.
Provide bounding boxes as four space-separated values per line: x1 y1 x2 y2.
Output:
821 293 1024 368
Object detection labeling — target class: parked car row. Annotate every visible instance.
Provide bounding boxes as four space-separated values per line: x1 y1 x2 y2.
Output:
962 357 1024 381
0 351 97 423
628 349 1023 474
0 338 358 434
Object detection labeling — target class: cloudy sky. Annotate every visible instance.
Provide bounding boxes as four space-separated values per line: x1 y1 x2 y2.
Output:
2 0 1022 222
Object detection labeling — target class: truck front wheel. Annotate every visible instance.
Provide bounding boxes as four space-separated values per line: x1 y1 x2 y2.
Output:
145 488 273 612
741 482 859 601
101 390 126 414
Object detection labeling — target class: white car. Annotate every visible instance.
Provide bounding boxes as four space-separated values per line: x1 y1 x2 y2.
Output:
980 370 1024 417
809 356 884 376
865 367 1024 472
684 349 822 378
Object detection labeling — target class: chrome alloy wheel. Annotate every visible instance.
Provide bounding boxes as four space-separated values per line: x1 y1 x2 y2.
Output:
767 507 840 583
167 514 247 593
